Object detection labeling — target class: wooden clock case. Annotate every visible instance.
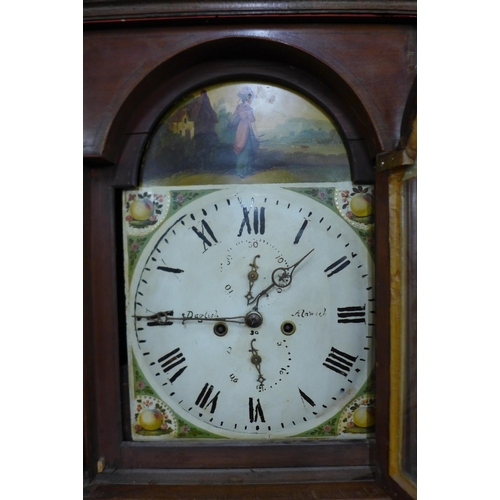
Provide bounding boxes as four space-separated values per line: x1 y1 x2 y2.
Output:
84 3 417 498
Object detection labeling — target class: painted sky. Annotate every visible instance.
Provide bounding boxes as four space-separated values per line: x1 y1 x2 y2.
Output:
203 82 337 133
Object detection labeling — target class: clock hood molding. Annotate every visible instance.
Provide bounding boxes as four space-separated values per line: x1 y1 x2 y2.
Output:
83 1 417 22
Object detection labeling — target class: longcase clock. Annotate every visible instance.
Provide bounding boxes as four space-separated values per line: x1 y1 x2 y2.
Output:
84 3 417 498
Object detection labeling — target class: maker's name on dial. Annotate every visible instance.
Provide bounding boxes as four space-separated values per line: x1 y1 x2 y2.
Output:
291 308 327 318
183 310 220 321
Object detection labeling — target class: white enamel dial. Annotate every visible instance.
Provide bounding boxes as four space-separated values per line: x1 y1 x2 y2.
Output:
127 184 374 439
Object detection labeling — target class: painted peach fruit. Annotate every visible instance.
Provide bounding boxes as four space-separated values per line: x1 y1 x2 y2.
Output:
138 408 164 431
129 198 154 221
352 406 375 428
350 193 373 217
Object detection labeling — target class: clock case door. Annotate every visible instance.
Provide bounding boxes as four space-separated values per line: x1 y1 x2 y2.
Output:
84 19 416 499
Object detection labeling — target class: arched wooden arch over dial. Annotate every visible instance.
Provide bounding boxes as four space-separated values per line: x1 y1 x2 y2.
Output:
84 29 416 182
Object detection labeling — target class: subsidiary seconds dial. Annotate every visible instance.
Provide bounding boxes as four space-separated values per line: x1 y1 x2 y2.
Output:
127 184 374 439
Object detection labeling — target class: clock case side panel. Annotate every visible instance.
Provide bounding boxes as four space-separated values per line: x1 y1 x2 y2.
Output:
84 162 126 480
84 164 99 480
84 25 415 485
374 77 416 500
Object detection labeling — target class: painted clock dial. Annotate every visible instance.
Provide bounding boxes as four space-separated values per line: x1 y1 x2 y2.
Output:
125 183 375 439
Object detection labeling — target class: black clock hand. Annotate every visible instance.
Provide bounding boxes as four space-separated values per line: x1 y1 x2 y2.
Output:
135 309 265 329
135 311 247 326
249 339 265 389
248 249 315 310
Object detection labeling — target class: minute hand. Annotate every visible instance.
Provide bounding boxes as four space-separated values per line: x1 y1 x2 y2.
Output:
248 249 314 310
134 311 247 326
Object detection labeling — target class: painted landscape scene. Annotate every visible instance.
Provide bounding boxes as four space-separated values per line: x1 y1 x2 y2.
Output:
140 82 351 186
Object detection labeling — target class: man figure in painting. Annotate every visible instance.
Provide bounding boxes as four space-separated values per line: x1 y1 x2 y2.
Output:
229 86 260 177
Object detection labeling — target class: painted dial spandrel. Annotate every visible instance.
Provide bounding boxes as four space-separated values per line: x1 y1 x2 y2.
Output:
126 184 375 439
